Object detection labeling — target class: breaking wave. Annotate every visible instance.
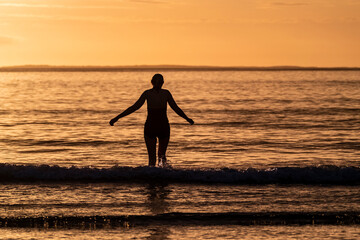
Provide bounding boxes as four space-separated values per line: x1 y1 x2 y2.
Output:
0 164 359 184
0 212 359 227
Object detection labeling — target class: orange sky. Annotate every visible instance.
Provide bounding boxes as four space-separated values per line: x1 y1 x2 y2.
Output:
0 0 359 67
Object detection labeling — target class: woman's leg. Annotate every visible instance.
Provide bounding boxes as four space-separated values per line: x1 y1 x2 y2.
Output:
158 123 170 165
158 137 169 161
145 136 157 166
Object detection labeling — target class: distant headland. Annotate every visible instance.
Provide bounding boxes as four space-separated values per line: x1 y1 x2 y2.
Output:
0 65 359 72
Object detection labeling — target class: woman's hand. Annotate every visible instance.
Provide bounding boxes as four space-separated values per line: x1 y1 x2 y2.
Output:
187 118 194 125
109 118 118 126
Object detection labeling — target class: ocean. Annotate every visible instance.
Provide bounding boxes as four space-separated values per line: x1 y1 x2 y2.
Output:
0 70 359 239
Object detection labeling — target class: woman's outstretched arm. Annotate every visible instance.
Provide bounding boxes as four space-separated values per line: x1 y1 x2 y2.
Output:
109 91 146 126
167 91 194 125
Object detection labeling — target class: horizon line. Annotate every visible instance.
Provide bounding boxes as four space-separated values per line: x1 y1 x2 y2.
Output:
1 64 359 72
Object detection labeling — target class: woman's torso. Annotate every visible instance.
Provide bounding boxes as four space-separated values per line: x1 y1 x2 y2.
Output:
145 89 169 123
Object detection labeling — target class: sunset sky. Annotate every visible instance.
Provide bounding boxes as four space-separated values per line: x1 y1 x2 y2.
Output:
0 0 359 67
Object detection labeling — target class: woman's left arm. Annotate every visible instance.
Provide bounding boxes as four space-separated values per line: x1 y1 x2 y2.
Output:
167 90 194 125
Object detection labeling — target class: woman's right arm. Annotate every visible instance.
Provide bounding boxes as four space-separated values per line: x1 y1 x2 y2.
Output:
109 91 147 126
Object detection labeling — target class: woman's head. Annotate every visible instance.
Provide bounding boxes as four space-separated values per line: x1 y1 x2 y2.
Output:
151 73 164 89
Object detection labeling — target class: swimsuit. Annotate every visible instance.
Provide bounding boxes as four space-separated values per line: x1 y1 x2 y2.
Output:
144 108 170 139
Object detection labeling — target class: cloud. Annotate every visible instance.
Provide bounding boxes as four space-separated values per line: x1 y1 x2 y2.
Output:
0 35 15 44
0 13 113 24
257 1 308 9
129 0 166 3
0 12 212 25
0 0 171 9
0 3 130 9
272 2 308 6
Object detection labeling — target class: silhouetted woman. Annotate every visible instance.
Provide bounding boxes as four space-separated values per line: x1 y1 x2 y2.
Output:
109 74 194 167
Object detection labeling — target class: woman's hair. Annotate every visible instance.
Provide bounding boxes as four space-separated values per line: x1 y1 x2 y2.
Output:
151 73 164 84
151 73 164 88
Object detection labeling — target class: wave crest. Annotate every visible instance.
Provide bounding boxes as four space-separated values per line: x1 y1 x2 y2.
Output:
1 212 359 227
0 164 359 184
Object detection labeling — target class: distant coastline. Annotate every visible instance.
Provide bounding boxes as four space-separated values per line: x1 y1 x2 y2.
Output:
0 65 359 72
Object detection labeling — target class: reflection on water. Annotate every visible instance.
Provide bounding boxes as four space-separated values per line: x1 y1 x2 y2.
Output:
145 183 172 239
1 225 359 240
0 70 359 239
146 227 171 240
1 71 359 169
145 183 171 215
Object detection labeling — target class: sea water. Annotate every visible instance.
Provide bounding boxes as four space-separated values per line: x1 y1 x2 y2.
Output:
0 70 359 239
